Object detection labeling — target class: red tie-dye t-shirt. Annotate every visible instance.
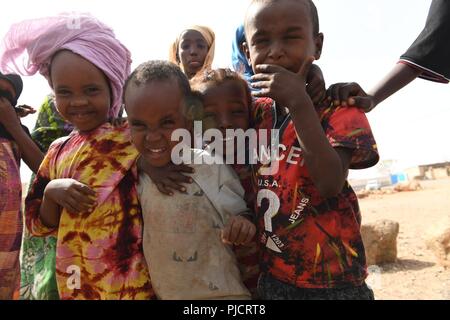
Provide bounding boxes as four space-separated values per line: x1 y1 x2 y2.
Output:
252 98 379 289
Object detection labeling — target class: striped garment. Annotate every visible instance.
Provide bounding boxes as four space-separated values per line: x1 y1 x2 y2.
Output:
0 138 22 299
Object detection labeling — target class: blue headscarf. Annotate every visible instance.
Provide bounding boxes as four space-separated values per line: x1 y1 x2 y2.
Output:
231 24 254 83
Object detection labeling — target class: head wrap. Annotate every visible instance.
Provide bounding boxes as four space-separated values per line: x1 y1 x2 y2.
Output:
231 24 254 83
169 25 215 77
0 13 131 118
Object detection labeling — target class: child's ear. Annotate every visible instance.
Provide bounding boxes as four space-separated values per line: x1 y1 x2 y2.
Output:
314 33 324 60
242 41 252 65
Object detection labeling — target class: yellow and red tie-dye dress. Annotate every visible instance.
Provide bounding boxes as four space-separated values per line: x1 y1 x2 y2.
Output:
25 122 154 300
0 138 22 300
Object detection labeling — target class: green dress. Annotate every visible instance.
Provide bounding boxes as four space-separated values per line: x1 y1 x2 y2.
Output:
20 95 73 300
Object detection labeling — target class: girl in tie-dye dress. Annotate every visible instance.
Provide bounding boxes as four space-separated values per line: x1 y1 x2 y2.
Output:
0 13 154 300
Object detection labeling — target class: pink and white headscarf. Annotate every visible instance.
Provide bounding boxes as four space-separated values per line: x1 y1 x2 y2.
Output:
0 13 131 118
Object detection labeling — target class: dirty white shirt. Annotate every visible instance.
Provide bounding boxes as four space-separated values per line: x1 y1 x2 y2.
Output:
137 149 251 300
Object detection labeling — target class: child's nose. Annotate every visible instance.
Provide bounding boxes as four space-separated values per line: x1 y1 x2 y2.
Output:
69 96 88 107
219 118 233 132
189 47 198 56
268 40 284 61
145 129 163 142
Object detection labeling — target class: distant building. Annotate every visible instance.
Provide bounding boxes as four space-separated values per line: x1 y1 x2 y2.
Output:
405 162 450 180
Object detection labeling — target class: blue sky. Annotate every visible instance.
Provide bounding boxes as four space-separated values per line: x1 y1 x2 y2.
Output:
1 0 448 180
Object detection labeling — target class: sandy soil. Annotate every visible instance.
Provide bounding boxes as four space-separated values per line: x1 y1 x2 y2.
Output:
359 177 450 300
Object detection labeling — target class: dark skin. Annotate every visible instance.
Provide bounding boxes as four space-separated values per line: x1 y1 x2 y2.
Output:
178 30 209 79
202 79 251 160
125 79 255 246
39 51 113 228
150 64 327 196
0 80 43 173
327 63 423 112
243 0 351 198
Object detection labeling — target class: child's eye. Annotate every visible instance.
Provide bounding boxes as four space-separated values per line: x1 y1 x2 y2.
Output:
56 89 71 97
254 38 269 46
204 112 215 119
232 110 245 115
131 123 146 130
86 87 100 95
285 34 302 41
161 119 175 128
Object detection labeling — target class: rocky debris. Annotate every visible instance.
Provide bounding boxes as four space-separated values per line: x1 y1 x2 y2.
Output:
362 220 400 266
425 217 450 268
393 181 422 192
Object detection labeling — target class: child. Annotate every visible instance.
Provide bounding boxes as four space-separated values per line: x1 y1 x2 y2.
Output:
191 68 260 297
243 0 379 299
0 13 153 300
328 0 450 112
231 23 326 105
147 67 328 297
169 26 215 79
0 72 42 299
124 60 254 300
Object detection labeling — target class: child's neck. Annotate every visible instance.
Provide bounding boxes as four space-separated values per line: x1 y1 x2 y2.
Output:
76 122 109 135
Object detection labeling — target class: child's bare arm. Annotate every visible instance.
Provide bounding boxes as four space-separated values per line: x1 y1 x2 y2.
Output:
327 63 422 112
251 58 348 197
137 157 194 196
41 179 96 228
0 97 44 173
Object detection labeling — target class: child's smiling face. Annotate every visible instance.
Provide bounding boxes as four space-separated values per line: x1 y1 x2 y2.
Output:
50 50 111 132
244 0 323 74
201 79 250 156
125 80 189 168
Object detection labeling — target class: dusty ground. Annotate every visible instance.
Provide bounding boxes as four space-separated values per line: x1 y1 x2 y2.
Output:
359 177 450 300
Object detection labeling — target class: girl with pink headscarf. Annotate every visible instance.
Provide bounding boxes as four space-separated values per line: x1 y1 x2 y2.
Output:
0 13 154 300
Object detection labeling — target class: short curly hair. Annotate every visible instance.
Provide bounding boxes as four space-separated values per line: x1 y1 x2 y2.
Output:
124 60 191 99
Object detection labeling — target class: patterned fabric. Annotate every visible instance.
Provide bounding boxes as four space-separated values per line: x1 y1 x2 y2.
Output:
25 122 154 300
30 95 73 152
231 163 260 298
0 138 22 299
253 98 379 290
257 273 374 300
20 95 72 300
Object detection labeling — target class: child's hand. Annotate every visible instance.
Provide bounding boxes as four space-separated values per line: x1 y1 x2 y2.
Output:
250 56 315 109
326 82 376 112
306 64 326 105
44 178 97 214
16 104 37 118
221 215 256 246
138 157 194 196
